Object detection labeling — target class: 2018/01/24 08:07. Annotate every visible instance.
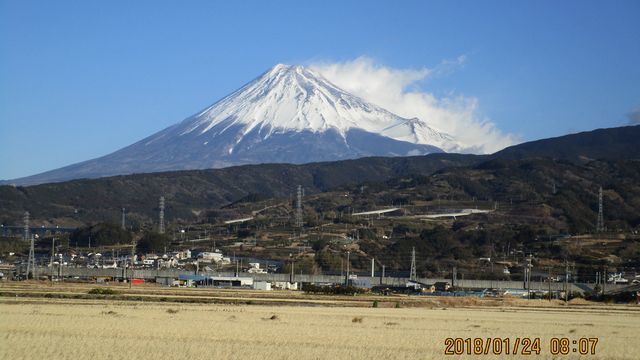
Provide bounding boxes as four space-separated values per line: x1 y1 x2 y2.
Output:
444 337 598 355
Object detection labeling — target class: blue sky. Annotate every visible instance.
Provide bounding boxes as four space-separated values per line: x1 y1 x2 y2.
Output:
1 0 639 180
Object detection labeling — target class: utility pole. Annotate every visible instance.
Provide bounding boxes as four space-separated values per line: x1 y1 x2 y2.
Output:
382 265 386 285
58 249 63 282
290 258 295 284
130 237 135 273
548 267 552 301
452 266 457 289
234 252 238 277
345 251 351 286
526 254 532 299
371 258 375 277
121 208 126 230
409 247 417 281
564 259 569 302
50 237 55 283
490 260 494 289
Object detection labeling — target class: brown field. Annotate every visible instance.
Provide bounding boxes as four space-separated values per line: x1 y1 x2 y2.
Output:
1 282 640 359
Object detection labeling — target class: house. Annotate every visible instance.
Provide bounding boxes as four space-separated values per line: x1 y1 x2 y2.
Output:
247 262 267 274
198 252 224 262
172 249 191 259
158 258 178 269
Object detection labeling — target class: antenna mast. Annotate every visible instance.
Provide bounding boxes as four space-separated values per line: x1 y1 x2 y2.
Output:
596 187 604 232
23 211 30 242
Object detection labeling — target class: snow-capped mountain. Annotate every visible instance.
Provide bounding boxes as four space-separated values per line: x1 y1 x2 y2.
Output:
5 64 458 185
180 64 455 151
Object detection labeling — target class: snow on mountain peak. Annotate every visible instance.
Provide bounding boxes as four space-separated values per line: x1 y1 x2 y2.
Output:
179 63 457 150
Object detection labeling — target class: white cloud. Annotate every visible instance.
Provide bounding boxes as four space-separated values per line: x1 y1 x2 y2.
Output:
310 57 518 154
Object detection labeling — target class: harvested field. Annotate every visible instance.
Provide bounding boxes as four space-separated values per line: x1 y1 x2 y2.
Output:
1 289 640 359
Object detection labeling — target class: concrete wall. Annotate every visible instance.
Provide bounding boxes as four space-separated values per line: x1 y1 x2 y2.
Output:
32 266 626 293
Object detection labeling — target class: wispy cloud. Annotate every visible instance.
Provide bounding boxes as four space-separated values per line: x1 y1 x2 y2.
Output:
627 107 640 125
310 57 518 154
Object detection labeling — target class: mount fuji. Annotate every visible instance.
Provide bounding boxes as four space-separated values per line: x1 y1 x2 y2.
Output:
6 64 459 185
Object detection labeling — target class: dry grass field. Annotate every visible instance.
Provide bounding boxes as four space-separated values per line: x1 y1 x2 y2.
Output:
1 293 640 359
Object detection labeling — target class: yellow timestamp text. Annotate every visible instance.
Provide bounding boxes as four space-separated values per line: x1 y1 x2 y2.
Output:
444 337 599 356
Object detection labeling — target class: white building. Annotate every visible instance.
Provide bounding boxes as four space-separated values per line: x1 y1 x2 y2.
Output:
172 250 192 260
252 281 272 291
247 262 267 274
198 252 224 262
272 282 298 290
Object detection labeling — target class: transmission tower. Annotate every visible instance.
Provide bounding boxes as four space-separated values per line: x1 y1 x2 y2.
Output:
26 234 35 279
295 185 303 229
409 247 417 281
159 196 165 234
23 211 30 242
596 186 604 232
121 208 126 230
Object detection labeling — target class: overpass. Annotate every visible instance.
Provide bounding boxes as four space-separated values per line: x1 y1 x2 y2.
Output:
416 209 493 219
351 208 400 216
224 217 254 225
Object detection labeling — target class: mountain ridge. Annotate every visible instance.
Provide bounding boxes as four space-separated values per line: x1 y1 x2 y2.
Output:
1 124 638 227
493 125 640 162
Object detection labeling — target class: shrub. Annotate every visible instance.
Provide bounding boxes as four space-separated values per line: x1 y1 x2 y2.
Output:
87 288 117 295
302 284 367 295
